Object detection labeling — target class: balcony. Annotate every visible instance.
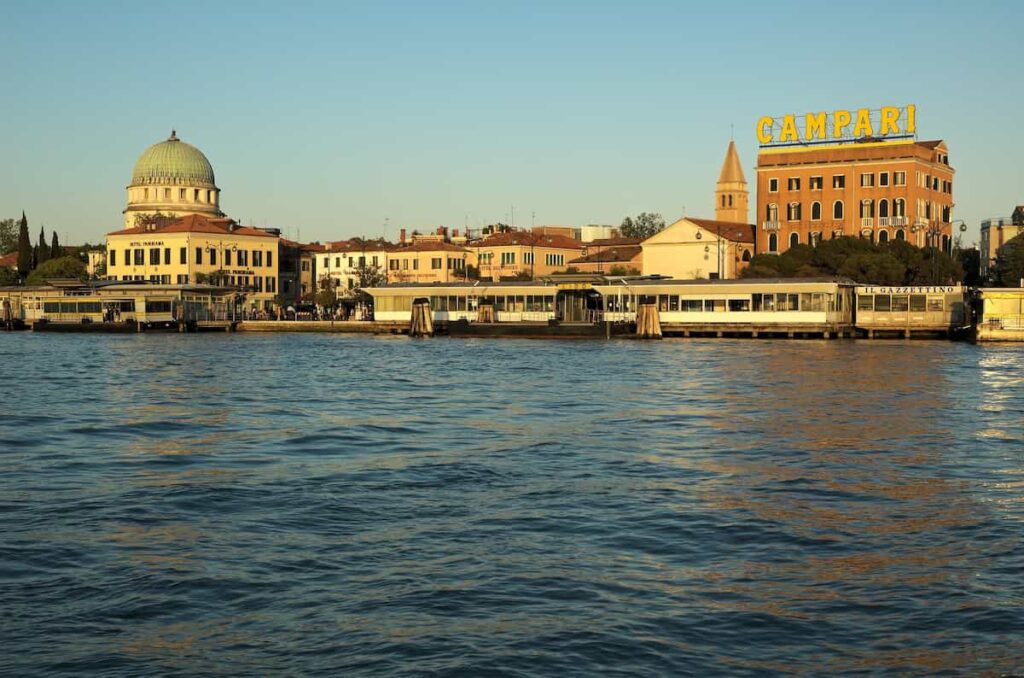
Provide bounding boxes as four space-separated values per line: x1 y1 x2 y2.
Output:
861 218 874 227
762 221 780 231
891 216 907 226
878 217 889 227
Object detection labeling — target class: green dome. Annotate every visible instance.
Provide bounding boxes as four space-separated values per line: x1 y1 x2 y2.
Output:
130 131 216 187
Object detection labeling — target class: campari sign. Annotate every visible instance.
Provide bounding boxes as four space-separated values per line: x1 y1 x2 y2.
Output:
757 105 917 148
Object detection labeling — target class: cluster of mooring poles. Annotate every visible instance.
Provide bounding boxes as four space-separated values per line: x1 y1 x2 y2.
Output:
409 298 434 337
2 299 13 331
635 296 662 339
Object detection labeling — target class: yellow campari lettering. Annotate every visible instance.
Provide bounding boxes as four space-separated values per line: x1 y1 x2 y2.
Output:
805 112 827 140
779 115 799 142
756 116 774 144
833 110 852 138
879 106 900 135
906 104 916 134
852 108 873 137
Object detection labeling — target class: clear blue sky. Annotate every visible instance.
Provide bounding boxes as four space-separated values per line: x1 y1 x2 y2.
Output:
2 0 1021 245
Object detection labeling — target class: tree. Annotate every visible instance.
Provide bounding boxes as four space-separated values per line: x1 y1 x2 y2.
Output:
959 248 981 287
0 267 18 286
25 256 87 286
993 233 1024 287
742 236 963 285
16 212 32 277
50 231 60 258
0 218 17 254
315 287 337 311
619 212 666 240
35 225 50 266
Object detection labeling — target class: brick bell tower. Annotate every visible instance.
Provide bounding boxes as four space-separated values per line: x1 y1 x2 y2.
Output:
715 139 749 223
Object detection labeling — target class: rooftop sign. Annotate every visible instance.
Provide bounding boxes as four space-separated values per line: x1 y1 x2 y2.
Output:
757 105 916 148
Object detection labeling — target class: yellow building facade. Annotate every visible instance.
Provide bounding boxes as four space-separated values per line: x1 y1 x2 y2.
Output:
387 241 473 284
470 232 583 281
106 214 280 308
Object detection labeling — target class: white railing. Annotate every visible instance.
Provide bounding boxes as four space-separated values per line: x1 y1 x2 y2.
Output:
892 216 907 226
762 221 781 231
878 217 890 227
861 218 874 227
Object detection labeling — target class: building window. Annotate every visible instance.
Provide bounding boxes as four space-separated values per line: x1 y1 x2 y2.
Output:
164 248 171 265
195 247 203 265
895 229 905 241
894 199 906 218
894 171 906 186
335 257 341 268
210 249 217 266
413 259 419 270
223 250 230 266
860 173 875 187
402 259 408 270
179 188 186 200
810 176 823 190
832 175 846 189
194 189 200 201
372 255 378 266
163 188 171 200
254 251 263 267
789 232 799 249
768 178 778 192
238 250 248 267
768 233 778 252
524 251 534 264
787 177 800 191
267 251 273 267
878 230 889 243
766 203 779 222
432 257 442 269
878 199 889 219
860 200 875 218
267 277 276 293
180 247 187 264
811 202 821 221
833 201 844 220
501 252 516 265
323 256 328 268
544 253 564 266
879 172 889 187
149 248 160 265
786 203 801 221
109 250 116 266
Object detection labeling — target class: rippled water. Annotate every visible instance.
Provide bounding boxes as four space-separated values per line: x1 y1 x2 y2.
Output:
1 333 1022 676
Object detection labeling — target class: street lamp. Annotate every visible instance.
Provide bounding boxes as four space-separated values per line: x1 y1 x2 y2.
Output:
204 243 238 287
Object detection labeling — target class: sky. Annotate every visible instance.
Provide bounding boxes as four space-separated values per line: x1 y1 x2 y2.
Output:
2 0 1022 246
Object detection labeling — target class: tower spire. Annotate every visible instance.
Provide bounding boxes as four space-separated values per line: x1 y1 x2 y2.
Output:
715 140 749 223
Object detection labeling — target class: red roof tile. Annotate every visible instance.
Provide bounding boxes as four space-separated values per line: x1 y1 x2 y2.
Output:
106 214 277 238
569 245 642 265
473 231 583 250
687 218 756 243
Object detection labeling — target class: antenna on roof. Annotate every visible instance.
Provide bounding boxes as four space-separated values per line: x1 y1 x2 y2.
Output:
730 123 734 141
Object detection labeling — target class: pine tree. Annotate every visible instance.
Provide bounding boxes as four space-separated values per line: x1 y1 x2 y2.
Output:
51 231 60 259
37 225 50 265
16 212 32 277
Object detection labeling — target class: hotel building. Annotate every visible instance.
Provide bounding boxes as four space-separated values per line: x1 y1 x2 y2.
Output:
470 231 584 281
755 113 954 255
979 207 1024 281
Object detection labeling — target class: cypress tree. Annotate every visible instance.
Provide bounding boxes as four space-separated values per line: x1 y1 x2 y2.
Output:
51 231 60 259
16 212 32 276
37 225 50 265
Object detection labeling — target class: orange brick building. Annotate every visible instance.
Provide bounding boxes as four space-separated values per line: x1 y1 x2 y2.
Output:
756 139 954 255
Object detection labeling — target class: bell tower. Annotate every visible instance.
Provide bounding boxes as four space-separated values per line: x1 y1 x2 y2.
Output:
715 139 748 223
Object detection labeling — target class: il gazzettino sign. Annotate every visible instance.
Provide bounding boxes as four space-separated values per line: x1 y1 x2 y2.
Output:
757 105 917 148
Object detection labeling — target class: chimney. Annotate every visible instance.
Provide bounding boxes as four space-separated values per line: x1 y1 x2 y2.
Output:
453 228 459 238
400 228 406 244
436 225 444 236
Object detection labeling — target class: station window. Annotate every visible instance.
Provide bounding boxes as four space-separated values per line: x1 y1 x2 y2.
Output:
874 294 892 311
857 295 874 311
892 295 909 312
927 297 944 312
909 295 927 312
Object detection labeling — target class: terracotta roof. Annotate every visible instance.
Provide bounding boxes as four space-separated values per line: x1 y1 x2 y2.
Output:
327 238 395 253
586 236 641 247
569 245 642 265
687 218 756 243
390 241 469 253
916 140 945 149
106 214 277 238
718 139 746 184
473 231 583 250
0 251 17 268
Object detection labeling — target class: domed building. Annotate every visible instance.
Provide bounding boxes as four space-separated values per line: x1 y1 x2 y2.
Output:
123 130 224 228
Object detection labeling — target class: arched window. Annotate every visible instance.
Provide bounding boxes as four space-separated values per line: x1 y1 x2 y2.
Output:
789 232 800 249
895 229 905 241
878 199 889 219
942 205 951 222
721 195 726 207
860 200 875 218
878 229 889 243
728 195 734 207
767 204 779 222
811 202 821 221
769 233 778 252
742 249 751 262
787 202 801 221
893 199 906 218
833 200 844 219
